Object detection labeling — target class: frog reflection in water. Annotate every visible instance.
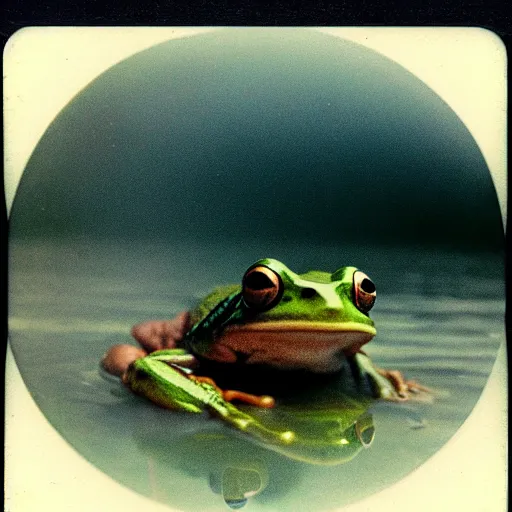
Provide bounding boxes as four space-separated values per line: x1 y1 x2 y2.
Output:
103 259 427 461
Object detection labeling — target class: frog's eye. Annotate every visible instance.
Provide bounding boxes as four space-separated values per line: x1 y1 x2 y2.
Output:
242 265 283 311
353 271 376 314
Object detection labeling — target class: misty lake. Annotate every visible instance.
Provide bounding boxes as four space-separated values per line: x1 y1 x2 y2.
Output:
8 238 505 510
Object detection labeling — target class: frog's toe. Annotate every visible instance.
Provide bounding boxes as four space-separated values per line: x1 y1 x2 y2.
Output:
376 368 409 398
190 376 276 409
377 375 433 402
223 390 276 408
101 344 147 377
189 375 223 393
406 380 433 394
376 384 407 402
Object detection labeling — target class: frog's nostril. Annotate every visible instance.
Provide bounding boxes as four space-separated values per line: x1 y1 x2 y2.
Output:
301 288 317 299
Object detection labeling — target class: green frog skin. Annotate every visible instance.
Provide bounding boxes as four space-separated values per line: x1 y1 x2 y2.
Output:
184 259 376 374
115 258 423 407
102 259 428 463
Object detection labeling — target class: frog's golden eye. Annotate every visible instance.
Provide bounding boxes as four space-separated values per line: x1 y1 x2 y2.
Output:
242 265 283 310
353 271 376 314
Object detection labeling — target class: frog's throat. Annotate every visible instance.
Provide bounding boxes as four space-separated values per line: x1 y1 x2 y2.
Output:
225 321 376 336
201 321 377 372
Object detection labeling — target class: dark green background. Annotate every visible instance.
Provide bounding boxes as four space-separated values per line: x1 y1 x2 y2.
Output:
9 29 503 251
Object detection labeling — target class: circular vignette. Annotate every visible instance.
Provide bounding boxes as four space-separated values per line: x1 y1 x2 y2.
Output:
7 28 506 512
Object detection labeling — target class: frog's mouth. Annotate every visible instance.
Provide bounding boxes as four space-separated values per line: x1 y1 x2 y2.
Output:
203 321 376 373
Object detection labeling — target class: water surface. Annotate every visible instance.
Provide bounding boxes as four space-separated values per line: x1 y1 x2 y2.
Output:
8 238 505 510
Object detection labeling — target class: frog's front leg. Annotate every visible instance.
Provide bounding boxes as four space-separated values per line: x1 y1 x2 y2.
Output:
349 352 432 401
348 352 408 401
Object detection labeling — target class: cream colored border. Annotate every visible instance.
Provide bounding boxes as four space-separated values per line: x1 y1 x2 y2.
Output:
4 27 507 512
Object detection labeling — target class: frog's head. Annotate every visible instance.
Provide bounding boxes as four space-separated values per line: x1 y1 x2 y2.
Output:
206 258 378 373
241 258 376 326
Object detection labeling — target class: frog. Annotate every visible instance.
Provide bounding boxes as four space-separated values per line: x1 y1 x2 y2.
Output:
102 258 428 462
104 258 424 408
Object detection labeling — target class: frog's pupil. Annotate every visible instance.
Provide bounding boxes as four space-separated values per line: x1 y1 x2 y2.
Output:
301 287 317 299
245 271 274 290
361 279 375 294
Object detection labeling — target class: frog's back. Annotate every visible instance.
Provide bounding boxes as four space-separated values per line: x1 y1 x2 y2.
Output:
190 284 241 324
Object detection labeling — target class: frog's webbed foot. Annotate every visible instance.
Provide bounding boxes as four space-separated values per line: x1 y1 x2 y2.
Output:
375 369 433 398
190 376 275 409
375 368 409 398
131 312 191 352
403 379 433 395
